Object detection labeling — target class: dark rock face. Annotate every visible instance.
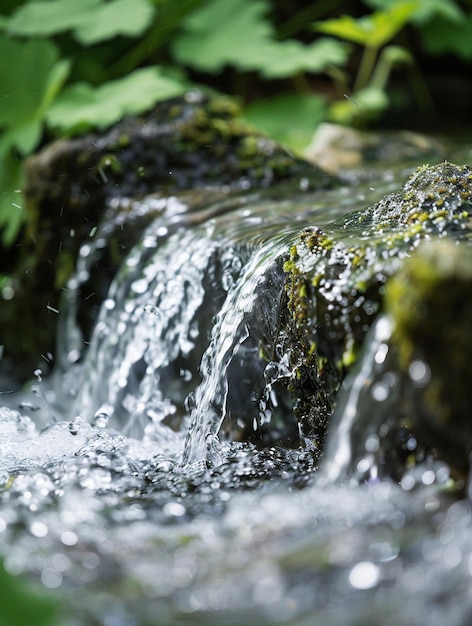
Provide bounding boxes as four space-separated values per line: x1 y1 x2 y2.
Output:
279 162 472 460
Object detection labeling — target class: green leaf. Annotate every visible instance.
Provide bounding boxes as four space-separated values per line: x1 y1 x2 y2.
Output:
244 93 326 152
171 0 272 73
6 0 155 43
172 0 348 78
315 2 420 48
421 13 472 60
363 0 463 25
1 119 42 154
73 0 155 44
46 67 187 133
252 38 350 78
6 0 101 36
0 36 70 154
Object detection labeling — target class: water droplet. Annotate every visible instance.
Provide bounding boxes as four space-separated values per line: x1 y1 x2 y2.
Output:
365 435 379 453
41 568 62 589
409 359 431 388
349 561 380 590
163 502 186 518
60 531 78 546
93 406 111 428
30 521 48 538
33 369 42 382
374 342 388 365
371 381 389 402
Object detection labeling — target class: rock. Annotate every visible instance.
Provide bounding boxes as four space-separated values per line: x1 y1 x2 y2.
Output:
0 93 325 381
386 239 472 475
278 162 472 458
305 122 445 177
321 239 472 482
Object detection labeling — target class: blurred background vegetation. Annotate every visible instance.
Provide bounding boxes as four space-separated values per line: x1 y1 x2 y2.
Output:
1 0 472 246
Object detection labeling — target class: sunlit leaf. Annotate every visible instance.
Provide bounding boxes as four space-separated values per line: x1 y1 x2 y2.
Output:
363 0 463 25
315 2 420 48
244 93 326 152
46 67 187 132
6 0 155 43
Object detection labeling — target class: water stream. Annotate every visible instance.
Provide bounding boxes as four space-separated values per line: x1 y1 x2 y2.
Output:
1 154 472 625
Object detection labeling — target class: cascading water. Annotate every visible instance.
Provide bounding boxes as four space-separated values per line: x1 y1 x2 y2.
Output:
2 154 472 626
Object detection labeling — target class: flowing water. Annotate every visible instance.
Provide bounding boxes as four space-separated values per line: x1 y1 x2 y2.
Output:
1 156 472 625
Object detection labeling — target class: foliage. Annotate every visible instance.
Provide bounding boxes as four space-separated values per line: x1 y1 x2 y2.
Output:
0 0 472 245
0 561 61 626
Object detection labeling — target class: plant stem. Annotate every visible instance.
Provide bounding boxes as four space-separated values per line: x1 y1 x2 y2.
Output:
353 45 378 93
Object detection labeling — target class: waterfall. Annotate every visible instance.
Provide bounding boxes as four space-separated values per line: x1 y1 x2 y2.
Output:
180 237 289 470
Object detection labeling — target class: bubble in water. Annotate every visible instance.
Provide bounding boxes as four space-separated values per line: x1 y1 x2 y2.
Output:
349 561 380 590
30 521 48 538
409 359 431 388
93 405 112 428
41 568 62 589
163 502 186 518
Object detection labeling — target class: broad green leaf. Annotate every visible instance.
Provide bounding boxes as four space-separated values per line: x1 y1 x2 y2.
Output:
171 0 273 73
73 0 155 44
46 67 187 132
315 2 420 48
0 36 69 154
173 0 347 78
6 0 101 36
6 0 154 43
0 36 60 126
421 14 472 60
251 38 350 78
244 93 326 152
1 119 42 154
363 0 463 25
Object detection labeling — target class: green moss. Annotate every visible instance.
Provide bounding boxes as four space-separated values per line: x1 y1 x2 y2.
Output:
279 161 472 448
385 239 472 473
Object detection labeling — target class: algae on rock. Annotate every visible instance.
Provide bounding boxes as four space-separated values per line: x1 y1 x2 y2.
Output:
279 162 472 458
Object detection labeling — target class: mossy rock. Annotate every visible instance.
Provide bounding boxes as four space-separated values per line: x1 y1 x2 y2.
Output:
0 93 325 382
279 161 472 456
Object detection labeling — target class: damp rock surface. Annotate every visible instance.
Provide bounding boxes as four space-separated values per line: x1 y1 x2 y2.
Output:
280 162 472 459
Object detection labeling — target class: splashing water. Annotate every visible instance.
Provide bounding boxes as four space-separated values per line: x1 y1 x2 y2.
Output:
181 235 289 470
2 164 472 626
73 224 219 439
